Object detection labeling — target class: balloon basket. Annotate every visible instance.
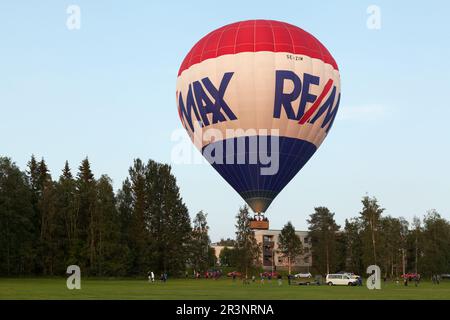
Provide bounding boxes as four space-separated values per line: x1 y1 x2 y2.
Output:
249 218 269 230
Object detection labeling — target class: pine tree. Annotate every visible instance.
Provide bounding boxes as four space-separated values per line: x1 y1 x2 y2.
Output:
189 211 211 272
151 163 191 276
27 155 40 211
37 159 58 275
95 175 128 276
411 216 422 275
359 196 384 267
116 178 133 273
121 159 192 276
75 157 97 273
128 159 150 275
0 157 35 275
26 155 41 273
234 205 260 277
307 207 340 275
54 161 77 274
343 218 363 275
278 221 303 275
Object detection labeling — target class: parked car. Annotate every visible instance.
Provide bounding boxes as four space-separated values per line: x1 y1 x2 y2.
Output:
294 272 312 278
298 275 323 286
326 273 358 286
227 271 242 277
294 273 319 285
441 274 450 279
401 273 420 280
336 271 359 279
262 271 279 278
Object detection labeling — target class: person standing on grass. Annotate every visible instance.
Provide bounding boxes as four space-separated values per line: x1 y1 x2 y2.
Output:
260 273 264 284
151 271 155 283
358 276 363 286
277 274 282 286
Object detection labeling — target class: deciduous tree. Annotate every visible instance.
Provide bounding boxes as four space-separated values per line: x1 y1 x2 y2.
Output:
278 221 303 274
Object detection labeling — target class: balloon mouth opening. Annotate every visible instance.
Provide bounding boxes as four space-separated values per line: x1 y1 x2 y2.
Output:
243 196 274 214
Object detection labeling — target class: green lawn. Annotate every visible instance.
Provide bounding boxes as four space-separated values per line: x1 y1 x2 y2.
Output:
1 278 449 300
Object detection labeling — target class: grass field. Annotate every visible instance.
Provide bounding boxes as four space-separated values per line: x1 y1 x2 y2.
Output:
1 278 450 300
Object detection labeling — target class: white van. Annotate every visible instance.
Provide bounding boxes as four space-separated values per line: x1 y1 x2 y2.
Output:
326 274 358 286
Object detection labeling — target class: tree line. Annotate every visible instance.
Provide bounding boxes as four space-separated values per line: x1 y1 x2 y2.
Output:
0 155 212 277
219 200 450 278
307 199 450 278
1 155 449 278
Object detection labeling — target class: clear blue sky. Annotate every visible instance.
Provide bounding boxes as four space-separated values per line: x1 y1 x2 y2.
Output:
1 1 449 241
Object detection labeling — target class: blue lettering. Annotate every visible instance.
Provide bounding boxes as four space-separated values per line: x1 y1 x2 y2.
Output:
201 72 237 123
178 84 201 131
273 70 339 132
178 72 237 130
309 86 340 133
193 80 214 126
273 70 301 119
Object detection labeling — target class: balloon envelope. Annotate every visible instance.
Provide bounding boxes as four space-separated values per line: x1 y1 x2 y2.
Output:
176 20 341 213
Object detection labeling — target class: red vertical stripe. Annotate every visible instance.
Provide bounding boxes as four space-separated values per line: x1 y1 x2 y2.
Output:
298 78 334 125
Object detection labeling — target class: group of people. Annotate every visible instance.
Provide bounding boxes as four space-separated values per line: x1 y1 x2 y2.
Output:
255 273 283 285
239 273 283 285
431 275 441 284
251 215 268 222
193 270 222 279
147 271 168 283
389 275 421 287
194 270 222 280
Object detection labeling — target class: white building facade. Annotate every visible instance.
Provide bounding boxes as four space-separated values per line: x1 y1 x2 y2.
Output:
253 229 312 272
211 223 313 272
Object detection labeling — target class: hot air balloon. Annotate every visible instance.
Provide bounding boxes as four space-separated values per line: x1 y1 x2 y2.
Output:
176 20 340 218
